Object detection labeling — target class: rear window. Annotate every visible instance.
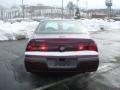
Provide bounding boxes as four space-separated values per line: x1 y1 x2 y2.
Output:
35 20 88 34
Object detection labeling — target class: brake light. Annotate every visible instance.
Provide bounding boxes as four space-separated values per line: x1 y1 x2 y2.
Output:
77 43 87 51
26 40 48 52
39 44 48 51
77 42 97 51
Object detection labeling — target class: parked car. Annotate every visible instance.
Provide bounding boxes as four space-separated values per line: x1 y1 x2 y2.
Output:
24 20 99 73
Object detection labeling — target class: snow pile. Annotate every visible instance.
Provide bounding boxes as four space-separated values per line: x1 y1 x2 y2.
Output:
20 21 39 38
0 20 39 41
80 19 120 31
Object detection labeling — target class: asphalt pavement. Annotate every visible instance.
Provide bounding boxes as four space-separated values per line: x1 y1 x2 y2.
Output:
0 30 120 90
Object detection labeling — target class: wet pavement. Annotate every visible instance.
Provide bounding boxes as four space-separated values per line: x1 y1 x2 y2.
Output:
0 30 120 90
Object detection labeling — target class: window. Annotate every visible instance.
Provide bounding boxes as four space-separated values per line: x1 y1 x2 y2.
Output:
36 20 88 34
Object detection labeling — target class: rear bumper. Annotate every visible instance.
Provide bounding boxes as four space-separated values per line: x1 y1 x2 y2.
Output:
24 55 99 73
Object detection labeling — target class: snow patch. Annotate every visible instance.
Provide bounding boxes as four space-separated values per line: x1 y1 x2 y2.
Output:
80 19 120 31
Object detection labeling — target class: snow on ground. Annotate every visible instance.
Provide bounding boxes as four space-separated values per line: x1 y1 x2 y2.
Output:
81 19 120 31
0 18 120 41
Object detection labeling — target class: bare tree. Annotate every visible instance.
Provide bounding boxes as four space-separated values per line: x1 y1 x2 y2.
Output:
66 1 76 16
0 5 5 20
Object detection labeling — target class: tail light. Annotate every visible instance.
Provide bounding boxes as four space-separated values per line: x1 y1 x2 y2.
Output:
77 43 87 51
77 42 97 51
26 41 36 51
88 42 98 51
26 40 48 52
39 44 48 51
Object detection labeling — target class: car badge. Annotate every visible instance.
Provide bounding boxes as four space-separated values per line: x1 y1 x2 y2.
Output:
59 46 65 52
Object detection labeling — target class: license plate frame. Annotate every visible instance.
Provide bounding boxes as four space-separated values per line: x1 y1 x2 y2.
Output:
47 58 78 68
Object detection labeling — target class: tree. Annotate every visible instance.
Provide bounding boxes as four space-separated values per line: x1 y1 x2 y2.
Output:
74 8 80 19
28 6 35 19
0 5 5 10
0 5 5 20
11 5 19 9
66 1 76 16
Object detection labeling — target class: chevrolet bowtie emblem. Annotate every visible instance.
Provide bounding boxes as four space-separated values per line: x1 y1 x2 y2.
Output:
59 46 65 52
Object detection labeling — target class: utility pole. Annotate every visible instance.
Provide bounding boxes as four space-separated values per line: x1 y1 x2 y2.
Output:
77 0 79 9
61 0 63 19
22 0 24 19
86 0 88 18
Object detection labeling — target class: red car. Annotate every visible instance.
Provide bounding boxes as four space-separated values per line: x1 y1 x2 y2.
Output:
25 20 99 73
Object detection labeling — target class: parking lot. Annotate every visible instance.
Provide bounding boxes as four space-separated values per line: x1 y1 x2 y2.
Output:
0 30 120 90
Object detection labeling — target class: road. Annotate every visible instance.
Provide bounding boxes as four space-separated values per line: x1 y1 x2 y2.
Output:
0 30 120 90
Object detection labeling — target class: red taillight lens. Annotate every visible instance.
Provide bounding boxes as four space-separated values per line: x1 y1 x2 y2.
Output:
26 42 36 51
77 43 86 51
39 44 48 52
88 43 97 51
26 40 48 52
77 42 97 51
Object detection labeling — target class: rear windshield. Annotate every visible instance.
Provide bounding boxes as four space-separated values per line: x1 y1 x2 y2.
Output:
35 20 88 34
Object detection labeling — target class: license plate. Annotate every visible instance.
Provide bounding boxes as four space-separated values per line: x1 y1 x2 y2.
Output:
47 58 77 68
55 59 70 66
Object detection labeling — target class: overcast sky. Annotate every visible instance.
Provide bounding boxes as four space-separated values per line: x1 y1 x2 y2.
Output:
0 0 120 9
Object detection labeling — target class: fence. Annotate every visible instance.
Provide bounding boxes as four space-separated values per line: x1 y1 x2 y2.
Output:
0 7 75 20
